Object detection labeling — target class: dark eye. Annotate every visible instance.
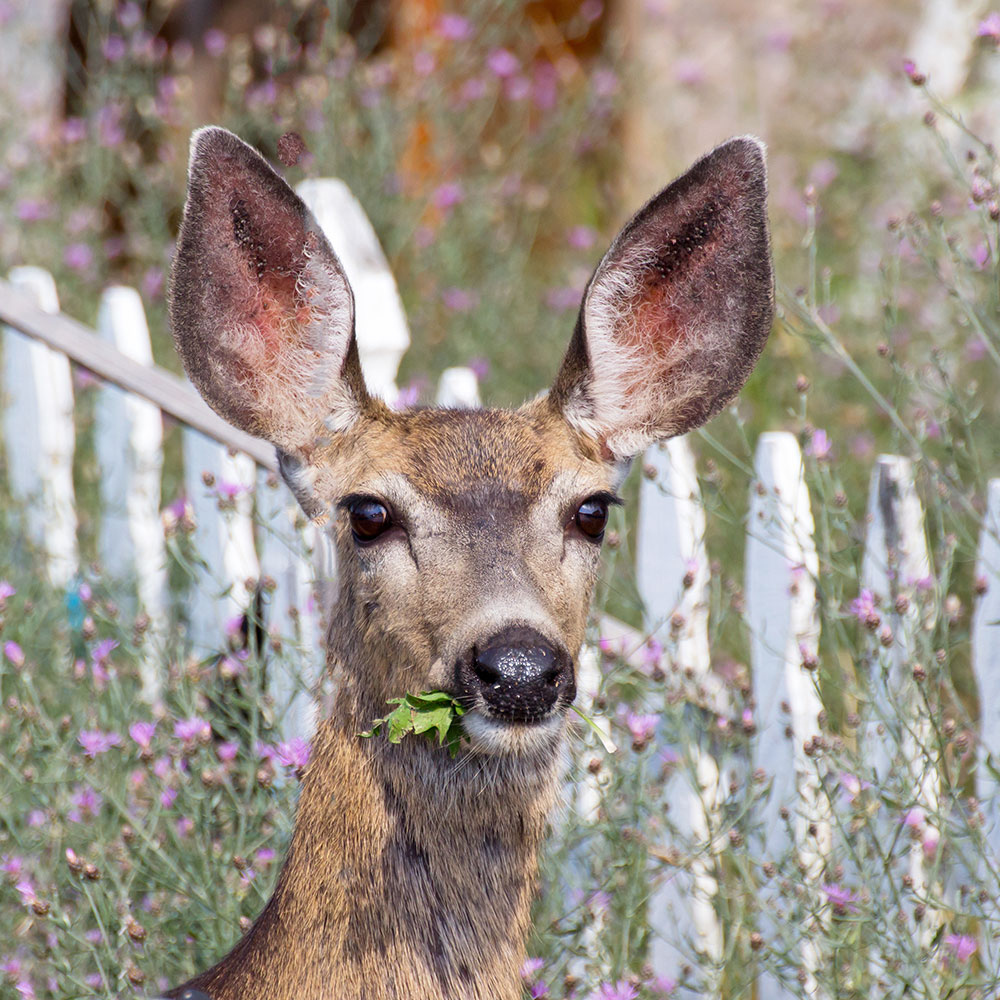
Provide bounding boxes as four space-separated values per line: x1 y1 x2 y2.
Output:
347 498 391 543
575 497 609 540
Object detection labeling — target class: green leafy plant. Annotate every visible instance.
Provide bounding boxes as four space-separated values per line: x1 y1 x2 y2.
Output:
360 690 467 757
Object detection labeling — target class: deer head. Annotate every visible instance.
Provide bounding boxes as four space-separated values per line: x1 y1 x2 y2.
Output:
167 126 772 999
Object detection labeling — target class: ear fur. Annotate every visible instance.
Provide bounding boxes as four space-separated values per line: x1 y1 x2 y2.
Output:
551 136 774 459
170 126 369 456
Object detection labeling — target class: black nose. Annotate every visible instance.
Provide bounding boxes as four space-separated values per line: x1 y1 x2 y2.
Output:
460 626 574 723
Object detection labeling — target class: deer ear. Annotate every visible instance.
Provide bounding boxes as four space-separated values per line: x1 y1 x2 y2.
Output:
551 136 774 460
170 127 369 456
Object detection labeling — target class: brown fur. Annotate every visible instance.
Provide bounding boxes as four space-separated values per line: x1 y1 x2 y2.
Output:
165 128 773 1000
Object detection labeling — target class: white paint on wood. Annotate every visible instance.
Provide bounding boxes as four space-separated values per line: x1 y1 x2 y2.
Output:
255 468 327 742
637 436 712 678
2 266 77 586
638 435 722 991
746 432 827 999
296 179 410 401
182 429 259 657
94 286 168 702
435 367 481 409
973 478 1000 968
974 479 1000 846
860 455 940 954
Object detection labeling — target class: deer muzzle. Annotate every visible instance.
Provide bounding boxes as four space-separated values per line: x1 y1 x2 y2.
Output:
459 625 575 724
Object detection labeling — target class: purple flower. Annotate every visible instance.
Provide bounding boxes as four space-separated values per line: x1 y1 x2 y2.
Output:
256 741 277 762
203 28 227 56
3 641 24 668
432 182 464 211
651 976 678 996
64 243 93 273
521 957 544 979
0 581 14 601
530 984 547 999
256 847 276 863
1 854 24 878
129 721 156 750
849 588 879 625
596 981 639 1000
215 480 244 500
441 287 478 312
78 729 121 758
276 738 311 770
977 12 1000 40
486 48 519 78
177 816 194 837
68 784 103 821
822 882 860 913
160 787 178 809
217 741 239 763
838 772 871 803
91 638 118 664
16 880 38 907
436 14 472 39
544 286 581 312
102 34 127 61
15 198 52 222
624 712 658 746
944 933 977 963
901 807 925 829
805 428 831 459
467 357 490 380
174 717 211 743
16 980 35 1000
567 225 597 250
62 117 86 143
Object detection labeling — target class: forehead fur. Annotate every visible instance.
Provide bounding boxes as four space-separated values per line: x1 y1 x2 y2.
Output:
333 398 605 503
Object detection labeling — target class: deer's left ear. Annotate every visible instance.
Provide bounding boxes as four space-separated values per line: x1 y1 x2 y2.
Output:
550 136 774 460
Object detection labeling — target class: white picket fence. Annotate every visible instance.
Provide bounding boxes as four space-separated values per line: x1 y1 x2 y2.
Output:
3 180 1000 997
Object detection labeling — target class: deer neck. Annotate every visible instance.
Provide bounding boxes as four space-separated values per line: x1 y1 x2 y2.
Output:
191 634 562 1000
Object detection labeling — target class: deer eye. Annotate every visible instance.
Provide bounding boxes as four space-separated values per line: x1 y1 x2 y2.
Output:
574 496 610 541
346 497 392 543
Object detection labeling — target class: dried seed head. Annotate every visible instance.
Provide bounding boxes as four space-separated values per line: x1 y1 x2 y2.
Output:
750 931 764 951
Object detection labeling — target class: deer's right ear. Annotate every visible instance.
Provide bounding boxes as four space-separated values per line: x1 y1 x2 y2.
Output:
170 127 368 457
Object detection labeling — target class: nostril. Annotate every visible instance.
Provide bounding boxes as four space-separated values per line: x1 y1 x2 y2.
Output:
543 663 561 686
472 654 502 686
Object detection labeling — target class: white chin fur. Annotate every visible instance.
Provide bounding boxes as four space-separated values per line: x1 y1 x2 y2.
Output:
462 711 565 756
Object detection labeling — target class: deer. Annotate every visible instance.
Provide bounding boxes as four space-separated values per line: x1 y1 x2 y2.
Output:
163 126 773 1000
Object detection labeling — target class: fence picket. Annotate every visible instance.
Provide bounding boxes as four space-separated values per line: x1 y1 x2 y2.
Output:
860 455 940 972
746 432 827 999
1 266 77 587
974 479 1000 856
182 430 259 659
296 179 410 402
256 468 327 742
972 478 1000 972
435 366 481 408
94 286 169 701
640 436 724 994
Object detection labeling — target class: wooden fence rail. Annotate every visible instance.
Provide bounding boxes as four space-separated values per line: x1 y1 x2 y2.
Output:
4 178 1000 997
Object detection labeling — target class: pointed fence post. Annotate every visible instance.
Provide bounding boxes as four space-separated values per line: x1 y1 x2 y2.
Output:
296 178 410 402
972 479 1000 969
859 455 940 967
255 467 329 742
435 367 481 408
746 432 827 999
640 435 724 994
94 286 169 701
182 430 259 659
1 266 77 587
